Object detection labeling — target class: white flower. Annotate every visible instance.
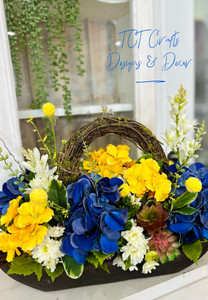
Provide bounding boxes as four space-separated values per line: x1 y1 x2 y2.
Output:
113 256 138 272
177 117 196 135
21 147 41 173
130 194 141 206
22 147 57 178
178 106 186 119
161 125 183 150
142 260 159 274
121 220 149 266
121 222 144 245
178 139 196 163
47 226 65 238
169 96 175 106
113 256 126 271
129 265 138 271
24 174 59 194
35 160 57 179
22 147 59 193
32 235 64 272
45 259 57 272
121 243 148 265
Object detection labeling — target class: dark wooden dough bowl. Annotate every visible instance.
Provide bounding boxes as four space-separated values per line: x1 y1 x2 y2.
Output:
2 243 208 292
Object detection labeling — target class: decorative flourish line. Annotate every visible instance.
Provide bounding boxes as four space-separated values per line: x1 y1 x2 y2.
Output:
136 80 166 83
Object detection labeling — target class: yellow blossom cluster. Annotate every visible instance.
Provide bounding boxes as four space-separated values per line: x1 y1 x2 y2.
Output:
42 102 56 117
0 194 54 262
83 144 135 178
121 158 171 202
185 177 202 193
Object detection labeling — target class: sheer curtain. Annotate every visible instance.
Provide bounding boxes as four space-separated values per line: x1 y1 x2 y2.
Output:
0 0 23 186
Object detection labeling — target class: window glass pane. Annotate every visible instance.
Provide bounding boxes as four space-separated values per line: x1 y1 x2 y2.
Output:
18 0 137 158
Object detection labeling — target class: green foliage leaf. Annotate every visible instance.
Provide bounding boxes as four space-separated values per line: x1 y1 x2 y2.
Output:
47 179 67 209
26 172 35 181
182 240 202 265
62 256 84 279
141 194 148 205
172 192 198 210
91 250 113 265
145 199 156 207
158 160 163 168
84 261 91 268
86 252 99 268
7 257 42 281
45 264 64 282
173 206 198 215
99 262 110 274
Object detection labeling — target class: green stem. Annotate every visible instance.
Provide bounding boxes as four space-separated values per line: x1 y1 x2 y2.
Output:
50 118 57 157
30 120 51 158
0 153 25 187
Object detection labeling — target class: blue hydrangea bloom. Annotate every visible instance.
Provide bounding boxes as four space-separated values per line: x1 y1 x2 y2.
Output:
0 177 24 215
62 175 128 264
167 162 208 243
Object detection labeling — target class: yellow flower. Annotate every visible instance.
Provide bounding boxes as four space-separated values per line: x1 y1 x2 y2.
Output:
83 158 96 171
0 232 21 262
83 149 106 172
119 184 130 197
100 163 125 179
19 224 47 251
90 149 105 162
145 251 158 262
8 222 48 252
15 202 54 228
27 116 33 123
106 144 131 165
42 103 56 117
140 158 160 176
30 188 48 207
1 196 21 227
97 151 108 166
185 177 202 193
125 164 152 197
151 173 171 202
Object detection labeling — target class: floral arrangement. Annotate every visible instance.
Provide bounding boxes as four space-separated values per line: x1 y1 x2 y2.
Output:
0 85 208 282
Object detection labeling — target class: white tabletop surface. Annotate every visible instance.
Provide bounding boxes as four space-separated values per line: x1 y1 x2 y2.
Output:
1 252 208 300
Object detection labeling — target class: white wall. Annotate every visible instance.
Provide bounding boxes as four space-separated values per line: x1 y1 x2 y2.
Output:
131 0 194 153
154 0 194 143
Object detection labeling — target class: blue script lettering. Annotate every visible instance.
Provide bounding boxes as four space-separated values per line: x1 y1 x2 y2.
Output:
161 52 192 71
149 29 166 49
166 31 180 48
147 55 157 68
120 60 142 72
118 29 152 49
106 52 142 72
106 52 120 71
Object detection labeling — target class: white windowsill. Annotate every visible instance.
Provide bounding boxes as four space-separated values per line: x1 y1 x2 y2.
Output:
18 104 134 120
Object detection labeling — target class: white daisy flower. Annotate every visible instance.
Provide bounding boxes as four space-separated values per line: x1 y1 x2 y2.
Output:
22 147 58 193
142 260 159 274
113 256 126 271
130 194 141 206
47 226 65 238
121 220 149 266
32 235 64 272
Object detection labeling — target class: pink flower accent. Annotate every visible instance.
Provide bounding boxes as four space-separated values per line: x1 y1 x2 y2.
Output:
148 229 181 264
